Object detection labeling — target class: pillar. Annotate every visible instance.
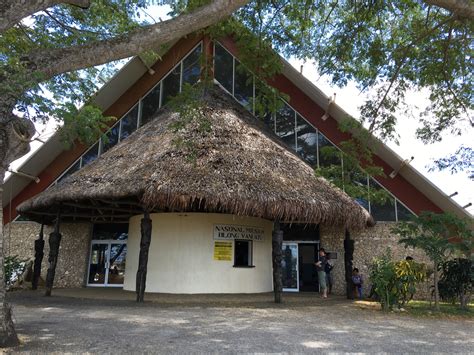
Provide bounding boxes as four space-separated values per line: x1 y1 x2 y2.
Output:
32 223 45 290
45 215 61 297
136 211 152 303
272 221 283 303
344 229 354 299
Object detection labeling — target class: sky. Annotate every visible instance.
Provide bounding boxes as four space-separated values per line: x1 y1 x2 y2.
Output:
6 4 473 215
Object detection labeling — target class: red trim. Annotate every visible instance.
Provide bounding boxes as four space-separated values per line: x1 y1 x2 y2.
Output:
5 35 444 224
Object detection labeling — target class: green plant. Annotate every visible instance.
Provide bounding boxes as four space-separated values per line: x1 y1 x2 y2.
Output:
370 251 398 311
395 260 427 307
438 258 473 310
393 211 473 311
4 255 26 287
370 250 427 311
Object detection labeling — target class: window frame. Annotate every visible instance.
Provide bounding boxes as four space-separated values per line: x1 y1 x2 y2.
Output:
233 239 254 268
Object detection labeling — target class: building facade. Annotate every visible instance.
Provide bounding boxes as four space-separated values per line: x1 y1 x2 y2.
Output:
3 35 470 296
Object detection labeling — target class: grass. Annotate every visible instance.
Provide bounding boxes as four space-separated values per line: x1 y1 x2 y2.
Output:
404 300 473 318
353 299 473 319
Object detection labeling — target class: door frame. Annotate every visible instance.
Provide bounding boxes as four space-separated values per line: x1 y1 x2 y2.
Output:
282 242 299 292
87 239 127 287
282 241 319 292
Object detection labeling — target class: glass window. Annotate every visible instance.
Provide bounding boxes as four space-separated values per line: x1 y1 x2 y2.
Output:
296 114 318 166
141 84 161 126
396 200 415 221
93 224 129 240
350 172 369 211
276 103 296 150
254 85 275 130
234 61 253 108
101 122 120 154
120 105 139 141
182 44 202 86
58 159 81 182
318 132 341 167
234 240 252 267
214 43 233 93
81 142 99 167
161 65 181 106
369 178 396 221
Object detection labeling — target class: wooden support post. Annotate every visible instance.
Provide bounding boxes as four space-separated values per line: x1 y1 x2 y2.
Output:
344 229 354 299
32 222 45 290
272 221 283 303
45 213 61 297
136 211 152 303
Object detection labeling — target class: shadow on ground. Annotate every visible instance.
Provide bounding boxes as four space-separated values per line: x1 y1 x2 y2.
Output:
5 289 474 353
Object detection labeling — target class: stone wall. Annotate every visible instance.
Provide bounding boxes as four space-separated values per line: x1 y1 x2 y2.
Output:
320 222 432 298
4 221 92 288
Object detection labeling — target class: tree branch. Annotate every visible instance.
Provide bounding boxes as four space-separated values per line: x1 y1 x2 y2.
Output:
25 0 250 81
0 0 90 34
424 0 474 19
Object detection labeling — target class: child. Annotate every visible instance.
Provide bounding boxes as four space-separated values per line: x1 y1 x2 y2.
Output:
352 268 363 300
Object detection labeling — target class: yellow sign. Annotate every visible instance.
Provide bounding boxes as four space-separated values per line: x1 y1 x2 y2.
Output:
213 241 232 261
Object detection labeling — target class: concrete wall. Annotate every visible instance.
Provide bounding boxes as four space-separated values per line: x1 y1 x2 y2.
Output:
124 213 274 294
320 223 432 298
5 221 91 288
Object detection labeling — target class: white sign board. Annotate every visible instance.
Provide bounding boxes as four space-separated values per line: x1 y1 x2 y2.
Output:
213 224 265 242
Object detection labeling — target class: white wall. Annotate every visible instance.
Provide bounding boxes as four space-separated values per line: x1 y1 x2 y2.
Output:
124 213 273 294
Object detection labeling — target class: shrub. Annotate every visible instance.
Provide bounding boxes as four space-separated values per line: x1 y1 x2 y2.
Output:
370 250 427 310
4 255 27 288
395 259 427 307
438 258 473 309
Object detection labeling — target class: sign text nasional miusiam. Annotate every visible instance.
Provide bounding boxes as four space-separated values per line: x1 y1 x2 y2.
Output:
213 224 265 241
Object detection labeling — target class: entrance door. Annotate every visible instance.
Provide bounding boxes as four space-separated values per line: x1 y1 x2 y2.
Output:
282 243 299 291
88 240 127 287
298 243 318 292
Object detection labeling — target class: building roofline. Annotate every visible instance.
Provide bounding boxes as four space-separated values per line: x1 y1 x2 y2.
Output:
4 37 472 222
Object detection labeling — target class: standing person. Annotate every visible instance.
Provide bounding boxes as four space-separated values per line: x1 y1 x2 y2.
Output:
315 248 328 298
325 255 334 295
352 268 364 300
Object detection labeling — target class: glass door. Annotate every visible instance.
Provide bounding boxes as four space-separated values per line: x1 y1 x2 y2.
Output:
88 242 109 286
282 243 299 292
107 243 127 286
88 241 127 287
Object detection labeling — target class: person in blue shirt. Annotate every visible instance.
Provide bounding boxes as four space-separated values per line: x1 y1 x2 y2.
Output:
352 268 364 300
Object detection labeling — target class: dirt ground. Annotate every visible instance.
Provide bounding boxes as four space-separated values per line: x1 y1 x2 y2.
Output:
5 289 474 353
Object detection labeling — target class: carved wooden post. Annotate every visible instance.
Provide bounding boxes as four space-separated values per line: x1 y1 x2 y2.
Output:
272 221 283 303
344 229 354 299
32 222 45 290
45 213 61 297
136 211 152 303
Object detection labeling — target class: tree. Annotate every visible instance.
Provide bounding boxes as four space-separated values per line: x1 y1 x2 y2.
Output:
1 0 472 347
393 211 473 311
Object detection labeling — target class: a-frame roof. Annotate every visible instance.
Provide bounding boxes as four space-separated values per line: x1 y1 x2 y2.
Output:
2 35 472 223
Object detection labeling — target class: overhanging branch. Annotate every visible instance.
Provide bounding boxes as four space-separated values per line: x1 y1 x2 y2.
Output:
25 0 250 81
424 0 474 19
0 0 91 34
23 0 249 80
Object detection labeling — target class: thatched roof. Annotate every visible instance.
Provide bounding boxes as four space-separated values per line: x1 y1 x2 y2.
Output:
18 85 374 230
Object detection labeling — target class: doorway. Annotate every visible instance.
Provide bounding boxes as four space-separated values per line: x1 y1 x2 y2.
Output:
298 244 318 291
282 242 319 292
87 224 128 287
88 241 127 287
